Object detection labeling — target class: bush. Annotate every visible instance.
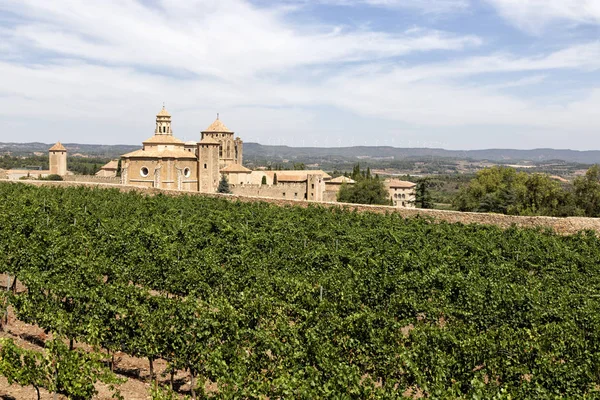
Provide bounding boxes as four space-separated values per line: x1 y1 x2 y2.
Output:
41 174 64 181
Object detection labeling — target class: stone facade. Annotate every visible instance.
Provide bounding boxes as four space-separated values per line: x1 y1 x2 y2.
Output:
229 182 309 200
200 116 243 169
49 142 67 176
386 179 416 208
227 170 330 201
119 107 416 205
96 160 119 178
121 107 242 193
198 138 220 193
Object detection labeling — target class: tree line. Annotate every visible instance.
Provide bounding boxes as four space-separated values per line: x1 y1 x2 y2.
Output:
0 154 110 176
453 165 600 217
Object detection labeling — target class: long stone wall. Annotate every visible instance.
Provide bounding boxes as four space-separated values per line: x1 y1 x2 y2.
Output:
8 180 600 235
62 175 121 184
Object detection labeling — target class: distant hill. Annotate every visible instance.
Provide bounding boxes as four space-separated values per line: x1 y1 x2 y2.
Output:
2 141 600 164
244 143 600 164
0 142 138 158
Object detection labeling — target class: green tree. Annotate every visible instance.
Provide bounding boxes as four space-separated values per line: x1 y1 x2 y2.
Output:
573 165 600 217
453 166 574 216
261 176 267 185
415 177 434 209
273 173 278 185
293 163 306 170
454 167 527 214
217 175 231 194
116 159 122 177
337 178 389 205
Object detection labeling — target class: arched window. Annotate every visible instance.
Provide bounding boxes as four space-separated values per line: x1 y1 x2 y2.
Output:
163 126 166 133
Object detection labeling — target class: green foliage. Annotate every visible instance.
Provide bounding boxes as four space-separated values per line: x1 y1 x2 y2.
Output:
40 174 64 181
261 175 267 185
116 159 122 178
0 338 123 400
1 182 600 397
217 174 231 194
150 383 189 400
338 163 389 205
0 155 109 176
453 166 585 216
0 338 48 400
415 177 434 209
273 173 278 185
573 165 600 217
293 162 305 170
337 178 389 205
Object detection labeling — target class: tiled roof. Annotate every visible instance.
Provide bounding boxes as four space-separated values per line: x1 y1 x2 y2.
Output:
49 142 67 151
203 118 233 133
221 164 251 173
142 135 185 145
121 148 196 159
328 176 355 184
387 179 416 189
273 173 308 182
100 160 119 170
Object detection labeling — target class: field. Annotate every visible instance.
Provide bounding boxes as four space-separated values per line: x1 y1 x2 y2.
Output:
1 182 600 399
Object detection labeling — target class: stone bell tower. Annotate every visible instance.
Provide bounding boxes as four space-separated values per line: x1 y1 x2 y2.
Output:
200 115 243 169
155 105 172 136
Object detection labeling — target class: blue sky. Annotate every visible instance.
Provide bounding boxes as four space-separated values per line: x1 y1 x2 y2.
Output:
0 0 599 150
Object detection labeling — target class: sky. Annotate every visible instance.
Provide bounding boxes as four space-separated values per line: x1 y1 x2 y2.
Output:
0 0 599 150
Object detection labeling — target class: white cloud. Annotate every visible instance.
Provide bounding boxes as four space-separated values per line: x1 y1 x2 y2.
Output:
295 0 469 13
486 0 600 32
0 0 479 81
0 0 599 149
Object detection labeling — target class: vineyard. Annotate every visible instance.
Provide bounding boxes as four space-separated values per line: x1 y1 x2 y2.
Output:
0 181 600 398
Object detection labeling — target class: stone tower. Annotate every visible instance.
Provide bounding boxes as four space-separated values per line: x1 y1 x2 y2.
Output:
307 174 324 201
197 137 220 193
200 115 243 169
155 105 172 136
234 137 243 165
49 142 67 175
